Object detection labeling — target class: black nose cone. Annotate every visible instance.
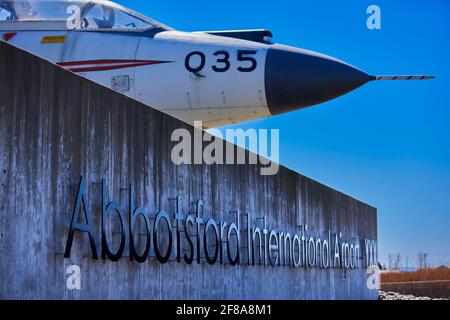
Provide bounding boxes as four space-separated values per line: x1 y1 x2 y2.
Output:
265 45 372 115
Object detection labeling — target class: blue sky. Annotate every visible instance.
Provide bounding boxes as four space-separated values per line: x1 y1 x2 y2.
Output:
118 0 450 267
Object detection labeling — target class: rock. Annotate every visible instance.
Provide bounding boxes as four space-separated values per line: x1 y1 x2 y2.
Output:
379 291 446 300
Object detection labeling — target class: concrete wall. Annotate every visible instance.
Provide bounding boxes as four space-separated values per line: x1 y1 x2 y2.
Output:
0 41 378 300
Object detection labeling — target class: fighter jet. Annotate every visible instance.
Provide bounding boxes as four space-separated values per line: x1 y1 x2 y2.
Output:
0 0 434 128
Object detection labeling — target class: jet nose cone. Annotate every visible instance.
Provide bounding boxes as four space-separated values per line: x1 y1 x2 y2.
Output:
265 45 372 115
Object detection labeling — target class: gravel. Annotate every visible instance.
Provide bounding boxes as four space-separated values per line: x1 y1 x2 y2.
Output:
379 291 447 300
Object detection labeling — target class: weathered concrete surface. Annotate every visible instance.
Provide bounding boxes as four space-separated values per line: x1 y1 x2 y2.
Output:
0 41 377 300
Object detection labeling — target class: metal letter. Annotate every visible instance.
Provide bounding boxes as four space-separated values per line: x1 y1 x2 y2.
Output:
64 177 98 259
129 184 151 263
153 211 173 263
204 218 219 265
102 179 126 262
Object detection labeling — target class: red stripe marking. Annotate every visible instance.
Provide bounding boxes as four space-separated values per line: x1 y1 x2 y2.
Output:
68 62 162 72
3 32 17 42
57 59 171 72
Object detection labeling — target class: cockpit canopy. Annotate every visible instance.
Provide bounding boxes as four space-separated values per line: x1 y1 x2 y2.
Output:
0 0 169 31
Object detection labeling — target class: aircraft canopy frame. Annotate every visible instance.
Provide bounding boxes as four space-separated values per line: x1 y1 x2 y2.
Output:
0 0 171 32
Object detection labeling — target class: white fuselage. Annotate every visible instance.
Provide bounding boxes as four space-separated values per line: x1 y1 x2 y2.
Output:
0 24 272 127
1 1 428 128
